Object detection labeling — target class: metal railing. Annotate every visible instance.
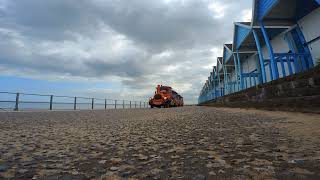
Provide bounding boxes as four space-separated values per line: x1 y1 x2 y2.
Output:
0 92 149 111
274 53 313 77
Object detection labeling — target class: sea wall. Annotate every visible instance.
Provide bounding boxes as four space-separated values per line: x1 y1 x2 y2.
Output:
200 66 320 113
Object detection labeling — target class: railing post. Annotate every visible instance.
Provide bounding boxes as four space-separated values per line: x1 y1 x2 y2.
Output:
294 54 300 72
105 99 107 109
115 100 117 109
135 101 137 108
14 93 20 111
244 76 250 89
74 97 77 110
140 102 141 108
91 98 94 110
49 95 53 110
123 100 125 109
279 55 286 77
287 55 293 75
130 101 132 109
300 54 307 71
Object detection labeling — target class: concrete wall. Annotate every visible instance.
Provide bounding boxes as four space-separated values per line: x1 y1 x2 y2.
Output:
200 66 320 113
299 7 320 64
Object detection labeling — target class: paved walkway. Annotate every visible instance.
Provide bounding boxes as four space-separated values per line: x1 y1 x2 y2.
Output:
0 107 320 179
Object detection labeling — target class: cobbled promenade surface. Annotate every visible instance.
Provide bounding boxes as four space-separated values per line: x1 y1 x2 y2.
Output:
0 106 320 180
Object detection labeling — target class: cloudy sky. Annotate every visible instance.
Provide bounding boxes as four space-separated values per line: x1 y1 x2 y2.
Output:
0 0 252 104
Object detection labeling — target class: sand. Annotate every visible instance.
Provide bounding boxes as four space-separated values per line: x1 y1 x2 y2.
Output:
0 106 319 179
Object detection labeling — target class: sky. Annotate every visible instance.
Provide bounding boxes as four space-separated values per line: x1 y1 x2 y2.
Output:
0 0 252 104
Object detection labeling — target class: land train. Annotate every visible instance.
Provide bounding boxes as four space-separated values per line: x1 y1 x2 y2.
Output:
149 85 184 108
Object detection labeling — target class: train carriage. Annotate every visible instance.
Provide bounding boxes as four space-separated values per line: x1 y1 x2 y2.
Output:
149 85 184 108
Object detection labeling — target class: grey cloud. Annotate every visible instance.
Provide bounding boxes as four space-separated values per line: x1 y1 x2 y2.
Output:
3 0 102 40
3 0 251 49
85 59 148 78
0 0 252 103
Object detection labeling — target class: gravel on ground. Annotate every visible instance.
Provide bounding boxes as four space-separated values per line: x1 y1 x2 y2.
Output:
0 106 320 179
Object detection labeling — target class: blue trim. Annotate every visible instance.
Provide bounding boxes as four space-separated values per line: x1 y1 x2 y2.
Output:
257 0 279 21
284 33 301 73
286 54 294 76
295 26 314 68
255 57 263 84
242 73 259 77
217 58 223 72
232 54 239 91
217 64 221 94
223 47 232 63
222 64 227 94
236 51 243 90
285 26 314 71
212 72 216 99
260 21 279 80
252 29 267 83
279 55 286 77
235 26 251 49
223 49 227 63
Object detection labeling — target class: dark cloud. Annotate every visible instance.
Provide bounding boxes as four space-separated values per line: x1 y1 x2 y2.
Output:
0 0 252 103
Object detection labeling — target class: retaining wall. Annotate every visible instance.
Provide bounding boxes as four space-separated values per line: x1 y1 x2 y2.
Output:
200 66 320 113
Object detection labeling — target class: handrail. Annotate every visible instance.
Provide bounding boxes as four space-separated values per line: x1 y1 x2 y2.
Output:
0 91 149 111
274 53 310 56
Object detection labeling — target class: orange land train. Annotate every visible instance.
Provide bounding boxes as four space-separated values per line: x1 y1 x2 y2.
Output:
149 85 184 108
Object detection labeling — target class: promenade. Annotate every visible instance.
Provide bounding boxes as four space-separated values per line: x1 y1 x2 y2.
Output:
0 107 319 179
